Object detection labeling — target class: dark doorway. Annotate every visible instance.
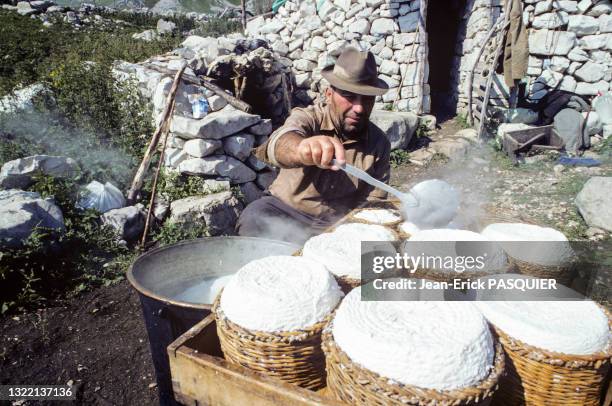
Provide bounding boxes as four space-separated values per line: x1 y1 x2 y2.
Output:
427 0 467 122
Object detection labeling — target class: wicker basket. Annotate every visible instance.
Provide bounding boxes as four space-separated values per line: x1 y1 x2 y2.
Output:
335 275 361 293
477 211 575 285
322 327 505 405
213 296 330 390
491 324 612 406
348 207 403 227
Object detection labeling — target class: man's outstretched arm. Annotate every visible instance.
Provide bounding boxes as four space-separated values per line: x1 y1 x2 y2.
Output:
274 133 346 170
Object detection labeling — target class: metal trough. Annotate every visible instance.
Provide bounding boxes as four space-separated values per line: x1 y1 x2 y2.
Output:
127 237 300 405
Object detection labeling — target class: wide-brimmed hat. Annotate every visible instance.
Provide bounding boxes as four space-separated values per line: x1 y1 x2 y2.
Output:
321 47 389 96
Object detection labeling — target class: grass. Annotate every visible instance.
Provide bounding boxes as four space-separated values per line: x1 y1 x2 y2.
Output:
456 113 472 129
390 149 411 168
0 174 133 313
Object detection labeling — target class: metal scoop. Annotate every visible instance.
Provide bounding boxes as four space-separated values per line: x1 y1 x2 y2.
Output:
332 160 460 228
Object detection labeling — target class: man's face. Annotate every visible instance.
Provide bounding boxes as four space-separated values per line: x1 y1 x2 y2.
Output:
326 87 375 137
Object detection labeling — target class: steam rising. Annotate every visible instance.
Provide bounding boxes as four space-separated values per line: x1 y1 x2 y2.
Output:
0 110 136 188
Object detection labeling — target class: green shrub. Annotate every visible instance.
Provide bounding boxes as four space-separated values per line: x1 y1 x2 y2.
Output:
390 149 411 168
0 174 131 313
153 221 210 247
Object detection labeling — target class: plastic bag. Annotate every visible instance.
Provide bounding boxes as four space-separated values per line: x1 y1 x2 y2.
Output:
77 181 125 213
593 92 612 125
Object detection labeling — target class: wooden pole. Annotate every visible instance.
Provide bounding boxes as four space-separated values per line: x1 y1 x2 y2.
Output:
140 99 176 248
393 25 420 110
142 64 253 113
477 0 512 140
415 0 428 115
126 63 186 204
467 18 508 126
241 0 247 30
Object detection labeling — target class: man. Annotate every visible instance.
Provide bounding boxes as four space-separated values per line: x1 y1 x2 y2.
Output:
236 47 392 244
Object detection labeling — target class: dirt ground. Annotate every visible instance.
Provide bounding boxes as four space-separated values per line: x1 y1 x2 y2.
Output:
0 281 159 406
1 118 609 406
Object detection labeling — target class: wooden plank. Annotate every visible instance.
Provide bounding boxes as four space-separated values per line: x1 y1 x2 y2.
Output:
168 315 346 406
477 0 512 140
466 17 509 126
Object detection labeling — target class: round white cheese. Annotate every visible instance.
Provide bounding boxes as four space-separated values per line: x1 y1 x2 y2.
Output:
303 223 397 279
481 223 574 266
402 229 507 273
220 256 343 332
476 300 610 355
353 208 402 225
332 286 495 390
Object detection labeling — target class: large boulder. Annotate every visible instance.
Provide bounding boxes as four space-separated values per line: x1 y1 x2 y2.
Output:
575 177 612 232
0 190 65 249
170 105 260 140
0 155 80 189
101 205 145 242
217 157 257 184
369 110 419 150
168 191 243 235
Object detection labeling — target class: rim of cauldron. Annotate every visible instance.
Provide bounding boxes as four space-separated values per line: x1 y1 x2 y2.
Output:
127 236 300 310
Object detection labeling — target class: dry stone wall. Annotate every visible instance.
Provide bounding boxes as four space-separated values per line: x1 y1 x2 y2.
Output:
246 0 431 113
455 0 612 116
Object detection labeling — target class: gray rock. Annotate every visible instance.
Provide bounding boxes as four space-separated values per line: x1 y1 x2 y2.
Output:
529 30 576 55
554 108 588 152
178 156 225 176
239 181 265 204
207 95 227 112
398 11 419 32
217 157 256 184
101 205 145 242
223 133 255 161
0 155 79 189
153 197 170 222
575 177 612 232
249 119 273 136
532 12 568 29
169 191 243 236
568 15 599 36
156 19 176 35
16 1 37 15
132 29 157 41
369 110 419 150
575 80 610 95
183 139 221 158
430 138 470 160
255 170 278 190
0 190 65 249
246 155 268 171
370 18 396 35
164 148 189 167
574 61 606 82
171 105 260 140
568 48 589 62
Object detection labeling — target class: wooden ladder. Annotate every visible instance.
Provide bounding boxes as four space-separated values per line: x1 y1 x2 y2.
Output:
467 1 512 136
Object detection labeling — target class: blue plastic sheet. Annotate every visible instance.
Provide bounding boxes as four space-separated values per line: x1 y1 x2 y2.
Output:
557 156 601 167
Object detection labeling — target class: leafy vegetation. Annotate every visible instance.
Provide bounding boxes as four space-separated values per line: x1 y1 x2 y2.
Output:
390 149 411 168
153 222 211 247
456 113 472 129
0 174 133 314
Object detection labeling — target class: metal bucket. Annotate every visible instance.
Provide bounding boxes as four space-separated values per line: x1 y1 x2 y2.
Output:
127 237 300 405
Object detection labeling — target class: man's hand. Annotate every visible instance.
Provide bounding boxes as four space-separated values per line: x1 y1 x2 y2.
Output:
275 133 346 170
297 136 346 170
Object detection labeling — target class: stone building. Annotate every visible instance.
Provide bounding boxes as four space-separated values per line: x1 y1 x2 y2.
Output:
247 0 612 118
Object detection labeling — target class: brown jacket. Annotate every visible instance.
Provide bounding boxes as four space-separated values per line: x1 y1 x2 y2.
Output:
254 103 391 219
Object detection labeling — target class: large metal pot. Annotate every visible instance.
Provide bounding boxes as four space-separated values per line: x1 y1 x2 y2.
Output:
127 237 300 405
